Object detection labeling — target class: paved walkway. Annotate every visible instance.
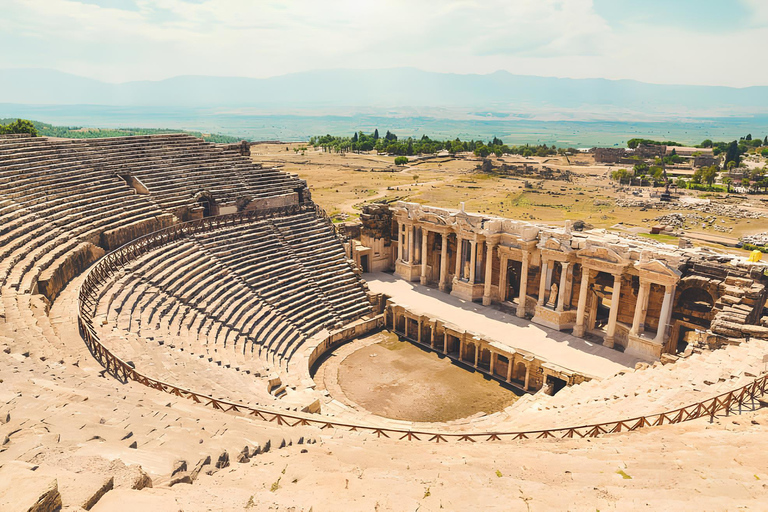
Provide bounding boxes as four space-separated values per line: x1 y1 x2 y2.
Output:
365 272 643 379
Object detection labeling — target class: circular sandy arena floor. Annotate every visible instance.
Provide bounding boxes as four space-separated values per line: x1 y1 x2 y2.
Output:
315 331 522 423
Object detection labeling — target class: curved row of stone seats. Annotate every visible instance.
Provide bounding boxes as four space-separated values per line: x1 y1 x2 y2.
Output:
193 223 339 337
0 337 318 498
270 212 372 323
96 328 306 408
31 134 304 213
496 340 768 431
97 238 306 367
0 136 171 297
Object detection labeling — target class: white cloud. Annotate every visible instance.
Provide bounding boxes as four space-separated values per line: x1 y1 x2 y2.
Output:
0 0 765 87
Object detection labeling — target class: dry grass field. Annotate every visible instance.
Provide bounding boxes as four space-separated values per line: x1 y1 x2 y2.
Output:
251 143 768 255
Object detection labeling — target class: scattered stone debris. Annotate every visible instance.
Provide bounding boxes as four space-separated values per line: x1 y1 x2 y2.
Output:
741 232 768 247
652 213 734 233
617 197 767 221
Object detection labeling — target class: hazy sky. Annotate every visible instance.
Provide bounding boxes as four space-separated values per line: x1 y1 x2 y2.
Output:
2 0 766 87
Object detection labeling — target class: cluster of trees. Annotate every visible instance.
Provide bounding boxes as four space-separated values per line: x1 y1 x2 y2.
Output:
309 130 575 158
690 165 719 186
0 118 240 143
627 134 768 169
700 135 768 166
611 162 666 185
626 138 682 149
0 119 37 137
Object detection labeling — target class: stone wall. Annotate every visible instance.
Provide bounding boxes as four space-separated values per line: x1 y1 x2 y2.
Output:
37 242 105 301
100 214 177 251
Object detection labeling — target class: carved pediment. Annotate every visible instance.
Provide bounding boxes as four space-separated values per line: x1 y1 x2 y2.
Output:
577 243 629 267
455 213 483 233
538 236 573 254
634 259 682 283
416 211 452 226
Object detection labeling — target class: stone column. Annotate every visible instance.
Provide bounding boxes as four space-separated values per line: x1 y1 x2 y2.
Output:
443 332 448 354
537 260 549 306
439 234 449 291
454 235 463 280
407 225 415 264
482 242 496 306
469 240 477 283
474 342 480 367
517 252 530 318
604 273 623 349
489 352 495 375
556 262 570 312
420 227 429 285
417 318 422 343
524 364 531 391
404 315 409 338
506 357 513 382
459 337 465 361
630 280 651 336
430 323 436 348
573 268 592 337
498 255 509 302
397 222 403 262
655 284 675 344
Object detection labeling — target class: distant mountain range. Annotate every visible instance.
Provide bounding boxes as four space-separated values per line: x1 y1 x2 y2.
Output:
2 68 767 122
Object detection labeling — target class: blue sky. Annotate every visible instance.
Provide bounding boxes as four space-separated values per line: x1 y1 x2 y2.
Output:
1 0 766 87
594 0 751 31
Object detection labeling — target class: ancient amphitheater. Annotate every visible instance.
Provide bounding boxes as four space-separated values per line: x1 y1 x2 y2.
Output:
1 133 768 511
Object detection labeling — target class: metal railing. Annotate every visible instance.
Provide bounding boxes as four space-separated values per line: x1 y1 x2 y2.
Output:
77 208 768 442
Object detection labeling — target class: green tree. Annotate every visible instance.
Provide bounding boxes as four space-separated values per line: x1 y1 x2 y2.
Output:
394 156 408 166
0 118 38 137
474 145 491 158
724 141 740 167
701 165 718 186
722 176 732 192
699 139 713 148
610 168 632 184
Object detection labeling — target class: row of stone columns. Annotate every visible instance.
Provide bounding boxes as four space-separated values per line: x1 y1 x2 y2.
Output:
391 308 533 390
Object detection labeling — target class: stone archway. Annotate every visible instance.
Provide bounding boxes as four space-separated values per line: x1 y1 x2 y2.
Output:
674 276 721 327
195 191 217 217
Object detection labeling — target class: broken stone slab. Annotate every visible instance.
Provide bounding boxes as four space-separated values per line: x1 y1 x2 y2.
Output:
0 462 62 512
56 473 113 511
90 489 178 512
168 471 193 487
189 455 211 481
215 450 229 469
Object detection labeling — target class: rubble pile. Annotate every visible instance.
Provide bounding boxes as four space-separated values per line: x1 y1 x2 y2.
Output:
616 197 767 220
651 213 734 233
741 232 768 247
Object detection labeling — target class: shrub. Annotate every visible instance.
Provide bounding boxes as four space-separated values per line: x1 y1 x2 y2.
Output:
394 156 409 166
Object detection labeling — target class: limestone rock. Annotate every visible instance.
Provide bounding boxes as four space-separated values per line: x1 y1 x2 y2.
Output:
0 463 62 512
90 489 178 512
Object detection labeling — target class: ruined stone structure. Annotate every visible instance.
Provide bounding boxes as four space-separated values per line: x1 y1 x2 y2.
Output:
2 134 768 509
593 147 628 164
355 202 768 362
